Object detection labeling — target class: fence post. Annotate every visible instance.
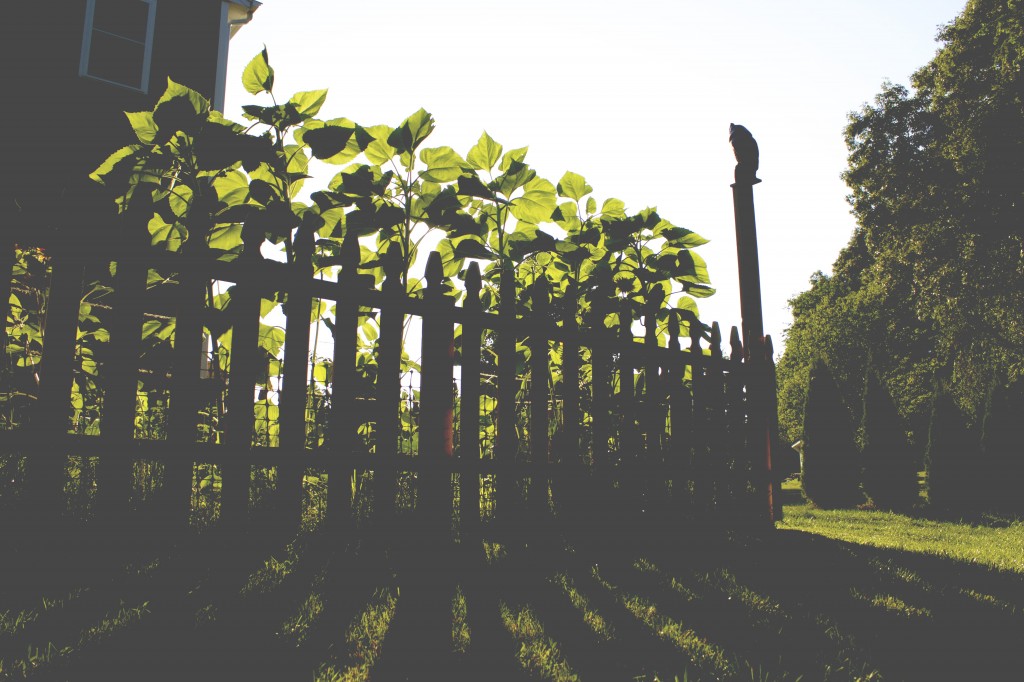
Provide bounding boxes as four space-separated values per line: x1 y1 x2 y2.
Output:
558 278 581 534
374 244 403 536
495 266 517 531
165 230 212 528
326 231 363 534
731 125 775 526
642 286 665 525
277 224 315 531
528 275 550 534
617 295 638 526
220 223 265 528
688 316 709 518
418 251 455 541
666 311 692 523
726 326 747 523
458 263 482 543
765 335 781 522
25 242 84 524
706 323 726 520
0 234 16 363
95 224 149 524
588 279 613 536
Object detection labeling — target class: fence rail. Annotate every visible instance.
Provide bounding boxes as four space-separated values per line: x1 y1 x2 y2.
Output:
0 223 777 536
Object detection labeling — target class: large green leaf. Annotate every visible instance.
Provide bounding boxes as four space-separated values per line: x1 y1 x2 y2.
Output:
90 145 142 185
288 89 328 118
452 235 495 260
303 124 355 161
499 146 529 172
168 185 193 218
600 198 626 219
456 174 494 200
659 226 710 248
388 108 435 155
509 177 556 224
495 159 536 196
194 120 255 171
674 250 711 284
125 111 158 144
419 146 468 183
364 124 398 165
557 171 592 201
208 223 244 251
214 171 251 205
242 48 275 95
466 131 502 171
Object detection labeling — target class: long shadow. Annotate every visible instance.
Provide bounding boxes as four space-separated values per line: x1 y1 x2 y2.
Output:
2 516 1023 681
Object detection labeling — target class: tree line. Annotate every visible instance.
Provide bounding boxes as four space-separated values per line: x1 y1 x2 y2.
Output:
777 0 1024 515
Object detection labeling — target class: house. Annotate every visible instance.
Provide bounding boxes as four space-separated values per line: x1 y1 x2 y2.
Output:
2 0 261 218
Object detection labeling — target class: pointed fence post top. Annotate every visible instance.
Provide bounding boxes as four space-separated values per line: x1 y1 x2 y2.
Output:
425 250 444 289
711 321 723 359
667 308 680 338
340 229 359 272
464 261 481 306
730 326 743 362
381 242 403 282
688 313 703 354
532 274 549 309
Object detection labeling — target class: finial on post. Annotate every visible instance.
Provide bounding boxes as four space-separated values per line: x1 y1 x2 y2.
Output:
729 123 761 185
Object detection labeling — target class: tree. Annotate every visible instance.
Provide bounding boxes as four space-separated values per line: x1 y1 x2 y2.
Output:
777 0 1024 465
861 360 919 510
925 377 975 512
979 377 1024 515
800 359 863 509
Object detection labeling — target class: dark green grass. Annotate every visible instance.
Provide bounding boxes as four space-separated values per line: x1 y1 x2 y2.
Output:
2 493 1022 681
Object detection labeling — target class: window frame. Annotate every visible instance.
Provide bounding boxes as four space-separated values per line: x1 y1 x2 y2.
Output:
79 0 158 93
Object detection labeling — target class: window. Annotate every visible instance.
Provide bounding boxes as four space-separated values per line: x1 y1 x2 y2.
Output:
79 0 157 92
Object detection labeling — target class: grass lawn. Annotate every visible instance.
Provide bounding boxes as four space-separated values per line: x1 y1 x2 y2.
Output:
1 489 1022 681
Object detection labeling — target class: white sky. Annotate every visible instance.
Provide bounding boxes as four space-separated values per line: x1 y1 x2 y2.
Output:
224 0 968 353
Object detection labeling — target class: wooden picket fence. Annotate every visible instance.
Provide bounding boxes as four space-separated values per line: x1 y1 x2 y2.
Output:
0 220 777 538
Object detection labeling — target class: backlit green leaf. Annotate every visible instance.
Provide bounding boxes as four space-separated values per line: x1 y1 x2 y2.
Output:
242 47 275 95
510 177 557 224
125 111 158 144
466 131 502 171
288 89 328 118
557 171 592 201
419 146 468 183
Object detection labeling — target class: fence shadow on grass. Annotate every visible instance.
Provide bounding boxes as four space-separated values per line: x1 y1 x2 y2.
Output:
1 517 1022 682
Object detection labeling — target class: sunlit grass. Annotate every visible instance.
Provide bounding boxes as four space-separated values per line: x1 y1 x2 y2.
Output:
0 599 150 678
280 569 328 645
553 572 613 641
780 502 1024 573
592 566 735 679
849 588 932 619
452 585 470 654
500 602 579 682
314 587 397 682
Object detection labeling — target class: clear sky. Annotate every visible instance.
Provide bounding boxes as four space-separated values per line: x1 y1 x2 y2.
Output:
224 0 969 354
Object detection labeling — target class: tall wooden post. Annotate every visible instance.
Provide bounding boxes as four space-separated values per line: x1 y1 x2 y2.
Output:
730 124 775 524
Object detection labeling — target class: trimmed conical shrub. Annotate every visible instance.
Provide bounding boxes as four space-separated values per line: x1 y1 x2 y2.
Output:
801 359 863 508
925 378 974 512
861 363 919 510
980 377 1024 515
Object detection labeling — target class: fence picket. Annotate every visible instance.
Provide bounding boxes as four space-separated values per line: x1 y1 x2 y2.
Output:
326 231 363 532
277 225 315 528
374 244 403 531
95 228 148 522
458 263 483 540
418 251 455 540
